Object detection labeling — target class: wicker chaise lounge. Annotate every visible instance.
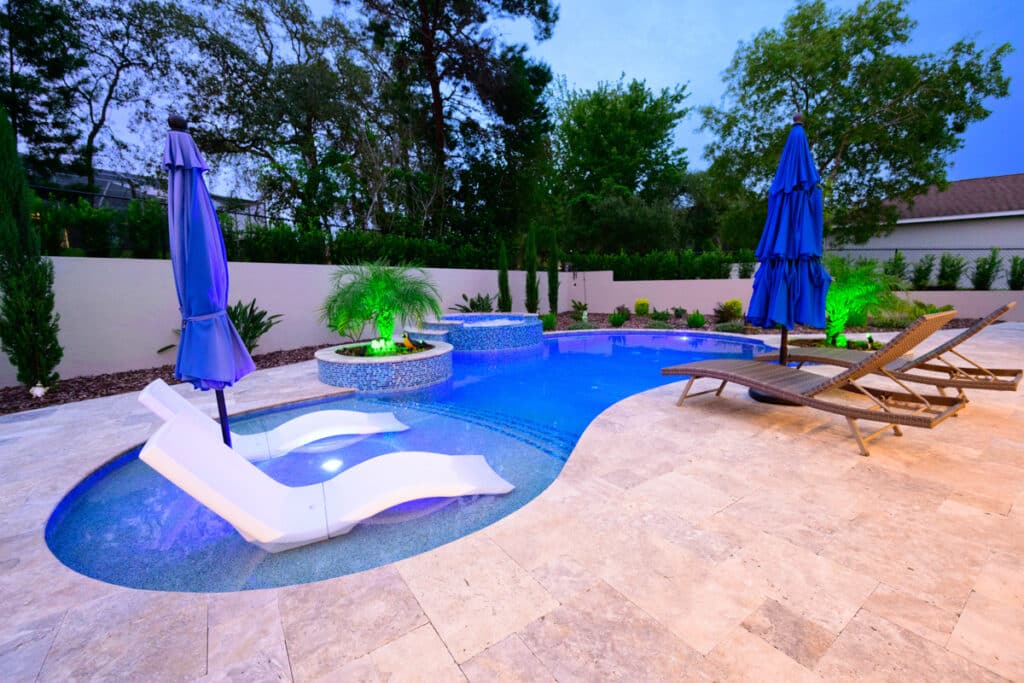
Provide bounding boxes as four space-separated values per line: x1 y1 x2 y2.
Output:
754 301 1021 400
662 311 966 456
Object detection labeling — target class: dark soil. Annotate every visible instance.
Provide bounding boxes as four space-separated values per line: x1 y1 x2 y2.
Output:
0 315 986 416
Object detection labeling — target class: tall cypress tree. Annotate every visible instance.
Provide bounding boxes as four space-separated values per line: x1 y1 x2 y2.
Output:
497 240 511 312
0 107 62 388
524 224 538 313
547 230 559 314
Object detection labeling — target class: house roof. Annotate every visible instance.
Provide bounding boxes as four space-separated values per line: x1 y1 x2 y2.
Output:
897 173 1024 221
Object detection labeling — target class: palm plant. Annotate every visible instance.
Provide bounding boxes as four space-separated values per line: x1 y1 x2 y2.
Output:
824 256 896 346
321 261 441 354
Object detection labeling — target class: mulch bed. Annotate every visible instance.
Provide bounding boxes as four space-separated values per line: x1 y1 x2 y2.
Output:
1 315 984 416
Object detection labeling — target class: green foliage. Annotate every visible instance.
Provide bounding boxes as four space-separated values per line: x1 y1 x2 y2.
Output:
969 248 1002 291
714 321 746 333
824 256 895 343
614 305 631 320
554 76 689 254
570 299 588 321
686 310 706 328
737 247 757 279
0 0 85 177
124 199 168 258
701 0 1012 244
539 313 556 331
937 253 967 290
634 299 650 316
568 320 596 330
650 308 671 322
713 299 744 323
883 251 908 285
0 108 62 388
672 306 687 319
450 293 495 313
869 299 954 329
608 311 628 327
524 224 539 313
547 231 559 314
645 320 672 329
911 255 935 290
497 240 512 312
227 299 283 353
320 261 442 344
1009 256 1024 290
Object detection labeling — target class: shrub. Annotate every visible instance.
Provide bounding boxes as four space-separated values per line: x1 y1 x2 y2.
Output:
608 311 627 327
227 298 283 353
524 224 538 313
911 255 935 290
1009 256 1024 290
937 253 966 289
568 320 596 330
869 299 953 329
738 261 756 279
714 321 745 333
539 313 556 331
646 320 672 329
736 248 756 279
614 304 631 320
650 307 670 322
713 299 743 323
320 261 442 350
571 298 588 321
824 256 896 345
547 232 559 314
634 298 650 316
450 292 495 312
672 306 687 319
686 310 706 328
883 250 908 284
497 240 512 312
969 248 1002 290
0 109 62 389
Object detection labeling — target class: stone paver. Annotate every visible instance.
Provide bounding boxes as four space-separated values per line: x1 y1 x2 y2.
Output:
1 325 1022 681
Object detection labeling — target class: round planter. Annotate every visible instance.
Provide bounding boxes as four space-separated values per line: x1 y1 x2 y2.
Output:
315 341 453 392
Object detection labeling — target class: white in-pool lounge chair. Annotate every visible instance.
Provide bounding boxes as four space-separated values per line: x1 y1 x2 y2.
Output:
139 379 409 461
139 411 515 552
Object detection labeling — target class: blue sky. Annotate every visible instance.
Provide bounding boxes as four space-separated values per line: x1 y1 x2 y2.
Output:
486 0 1022 181
311 0 1022 182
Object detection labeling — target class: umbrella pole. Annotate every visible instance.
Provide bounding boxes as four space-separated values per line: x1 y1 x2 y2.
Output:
778 326 789 366
215 389 233 447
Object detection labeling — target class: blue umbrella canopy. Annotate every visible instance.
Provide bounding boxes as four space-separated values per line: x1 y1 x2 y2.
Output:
164 120 254 394
747 115 831 334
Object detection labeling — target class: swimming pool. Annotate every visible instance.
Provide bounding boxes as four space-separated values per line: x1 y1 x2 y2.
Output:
46 331 769 592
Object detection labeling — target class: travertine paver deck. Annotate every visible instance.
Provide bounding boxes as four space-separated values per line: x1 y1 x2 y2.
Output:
1 324 1022 682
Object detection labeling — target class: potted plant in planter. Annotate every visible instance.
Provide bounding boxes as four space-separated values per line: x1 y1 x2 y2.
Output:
321 261 443 356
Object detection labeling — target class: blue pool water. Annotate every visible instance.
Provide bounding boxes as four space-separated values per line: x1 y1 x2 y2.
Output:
46 332 769 592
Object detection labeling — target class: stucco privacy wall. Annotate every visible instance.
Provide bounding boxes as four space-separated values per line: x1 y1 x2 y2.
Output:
828 214 1024 289
0 258 572 387
2 257 1021 387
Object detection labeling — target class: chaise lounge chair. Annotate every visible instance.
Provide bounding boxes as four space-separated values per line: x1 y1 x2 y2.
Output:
139 410 515 552
753 301 1021 400
139 378 409 461
661 311 966 456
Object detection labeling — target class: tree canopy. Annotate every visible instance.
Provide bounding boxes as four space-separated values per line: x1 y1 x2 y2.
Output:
701 0 1012 245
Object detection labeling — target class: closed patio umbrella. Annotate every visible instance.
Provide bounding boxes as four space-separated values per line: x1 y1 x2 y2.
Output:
747 112 831 369
164 115 254 445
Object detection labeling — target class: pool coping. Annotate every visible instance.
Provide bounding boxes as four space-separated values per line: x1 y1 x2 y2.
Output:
2 326 1023 680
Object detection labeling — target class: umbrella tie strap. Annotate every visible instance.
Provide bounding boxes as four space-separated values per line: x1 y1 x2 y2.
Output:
182 310 227 328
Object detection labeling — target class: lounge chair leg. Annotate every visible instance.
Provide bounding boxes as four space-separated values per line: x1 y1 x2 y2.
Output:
676 378 697 406
846 417 871 457
715 380 727 397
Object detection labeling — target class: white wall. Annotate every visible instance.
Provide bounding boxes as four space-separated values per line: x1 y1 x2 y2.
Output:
2 257 1019 387
0 258 574 387
827 214 1024 289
